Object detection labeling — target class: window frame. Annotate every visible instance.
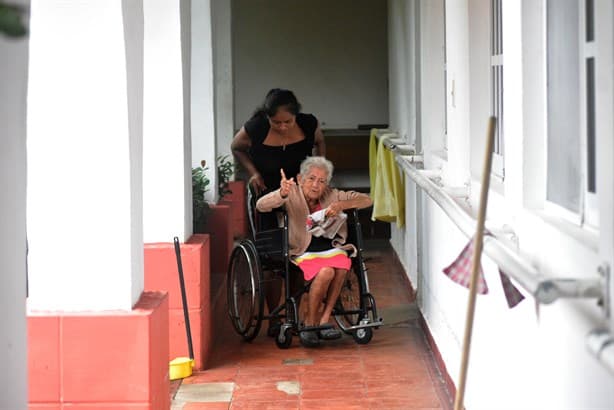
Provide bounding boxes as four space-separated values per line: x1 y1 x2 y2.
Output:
490 0 504 179
544 0 598 229
581 0 598 227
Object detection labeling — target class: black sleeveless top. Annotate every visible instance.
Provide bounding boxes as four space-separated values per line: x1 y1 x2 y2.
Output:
244 112 318 191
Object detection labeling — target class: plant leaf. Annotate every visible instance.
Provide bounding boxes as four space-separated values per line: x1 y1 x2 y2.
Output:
0 4 27 37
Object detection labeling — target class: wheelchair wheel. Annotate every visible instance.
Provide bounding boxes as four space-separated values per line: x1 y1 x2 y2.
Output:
333 266 364 334
227 240 264 341
353 326 373 345
274 298 297 349
275 326 293 349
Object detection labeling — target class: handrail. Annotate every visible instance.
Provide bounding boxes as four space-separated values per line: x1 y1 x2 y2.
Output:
587 324 614 376
394 154 607 305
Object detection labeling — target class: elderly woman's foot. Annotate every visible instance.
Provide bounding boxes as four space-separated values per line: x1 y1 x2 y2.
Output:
318 327 342 340
299 329 320 347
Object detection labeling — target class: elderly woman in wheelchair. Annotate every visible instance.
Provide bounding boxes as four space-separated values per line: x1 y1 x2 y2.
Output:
256 156 372 347
227 156 380 348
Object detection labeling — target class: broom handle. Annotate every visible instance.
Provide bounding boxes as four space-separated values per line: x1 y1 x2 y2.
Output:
174 236 194 361
454 117 496 410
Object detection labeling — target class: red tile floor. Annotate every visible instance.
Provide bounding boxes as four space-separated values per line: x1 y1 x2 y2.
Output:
171 240 454 410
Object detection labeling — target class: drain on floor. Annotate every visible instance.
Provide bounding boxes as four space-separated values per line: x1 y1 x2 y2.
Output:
282 358 314 365
172 382 235 403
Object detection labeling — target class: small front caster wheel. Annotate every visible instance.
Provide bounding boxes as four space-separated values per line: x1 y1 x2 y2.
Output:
275 327 293 349
353 327 373 345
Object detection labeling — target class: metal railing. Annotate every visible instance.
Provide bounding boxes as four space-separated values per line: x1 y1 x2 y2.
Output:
394 154 608 305
371 124 614 376
393 152 614 375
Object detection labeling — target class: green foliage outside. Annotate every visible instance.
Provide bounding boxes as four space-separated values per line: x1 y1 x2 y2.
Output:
192 160 211 233
217 154 234 199
0 3 27 37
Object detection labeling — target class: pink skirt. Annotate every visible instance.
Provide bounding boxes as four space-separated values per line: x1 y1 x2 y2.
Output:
294 248 351 281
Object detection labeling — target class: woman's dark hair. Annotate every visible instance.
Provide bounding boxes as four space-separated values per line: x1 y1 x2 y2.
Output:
253 88 302 118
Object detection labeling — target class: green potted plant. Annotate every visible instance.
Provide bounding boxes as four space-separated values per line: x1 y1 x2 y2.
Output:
217 154 234 199
192 160 211 233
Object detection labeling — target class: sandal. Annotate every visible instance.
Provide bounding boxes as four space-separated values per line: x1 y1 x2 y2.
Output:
299 330 320 347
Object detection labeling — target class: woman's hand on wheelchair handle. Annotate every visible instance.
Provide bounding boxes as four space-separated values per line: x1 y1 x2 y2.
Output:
249 173 267 196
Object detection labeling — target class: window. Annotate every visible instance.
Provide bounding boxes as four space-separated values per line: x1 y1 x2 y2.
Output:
546 0 598 227
583 0 598 227
490 0 504 178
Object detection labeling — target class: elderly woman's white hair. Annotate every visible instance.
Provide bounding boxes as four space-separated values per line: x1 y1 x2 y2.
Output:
299 156 334 183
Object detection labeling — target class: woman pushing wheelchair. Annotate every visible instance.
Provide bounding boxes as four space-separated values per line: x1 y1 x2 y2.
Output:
256 156 372 347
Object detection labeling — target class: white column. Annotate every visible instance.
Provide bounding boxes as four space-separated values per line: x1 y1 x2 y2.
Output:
212 0 234 165
0 1 29 406
27 0 144 311
191 0 218 202
143 0 196 241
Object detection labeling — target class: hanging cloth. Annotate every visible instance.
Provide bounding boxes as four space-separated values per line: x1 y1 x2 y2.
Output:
370 131 405 227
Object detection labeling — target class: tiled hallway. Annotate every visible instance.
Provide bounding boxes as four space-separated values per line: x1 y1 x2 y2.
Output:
171 241 454 410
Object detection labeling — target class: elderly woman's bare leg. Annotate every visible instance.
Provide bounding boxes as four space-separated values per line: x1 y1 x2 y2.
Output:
319 268 348 325
300 266 334 347
305 266 334 326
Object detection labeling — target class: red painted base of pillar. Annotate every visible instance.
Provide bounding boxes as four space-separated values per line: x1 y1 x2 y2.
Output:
206 204 233 274
220 180 248 239
28 292 169 410
144 235 211 370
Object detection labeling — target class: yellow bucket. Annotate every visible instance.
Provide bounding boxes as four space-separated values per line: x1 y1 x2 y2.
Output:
169 357 194 380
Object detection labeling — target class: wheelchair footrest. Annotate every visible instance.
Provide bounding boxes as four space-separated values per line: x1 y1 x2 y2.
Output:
341 317 384 332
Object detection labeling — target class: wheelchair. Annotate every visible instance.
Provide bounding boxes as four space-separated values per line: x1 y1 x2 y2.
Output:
226 185 383 349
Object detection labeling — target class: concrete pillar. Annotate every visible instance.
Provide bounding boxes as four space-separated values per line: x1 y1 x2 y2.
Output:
141 0 215 371
191 0 218 202
212 0 234 162
27 0 144 311
143 0 194 242
26 3 169 408
0 1 29 407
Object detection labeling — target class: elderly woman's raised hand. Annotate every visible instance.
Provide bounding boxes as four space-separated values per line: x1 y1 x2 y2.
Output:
279 169 295 198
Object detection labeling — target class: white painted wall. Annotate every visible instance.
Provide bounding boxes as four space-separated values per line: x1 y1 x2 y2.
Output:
191 0 218 202
388 0 614 408
232 0 388 130
595 0 614 332
143 0 194 241
27 0 144 311
0 0 29 405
